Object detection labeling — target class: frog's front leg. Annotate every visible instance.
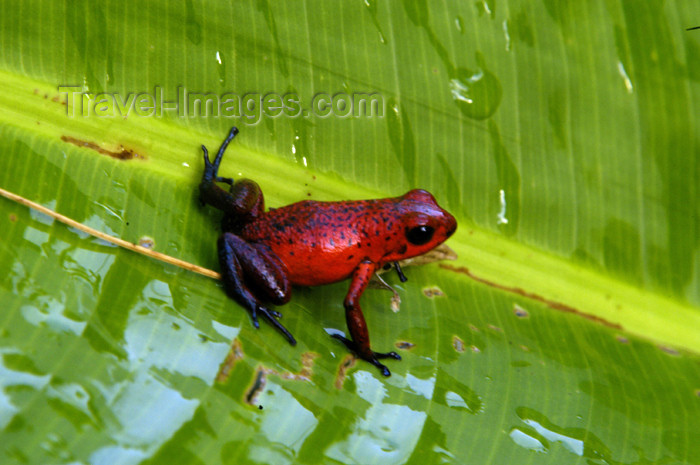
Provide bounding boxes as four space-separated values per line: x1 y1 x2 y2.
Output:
218 232 296 345
332 260 401 376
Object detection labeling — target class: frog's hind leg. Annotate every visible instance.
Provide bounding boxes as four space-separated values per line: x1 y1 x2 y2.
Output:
199 127 244 208
202 127 239 179
200 127 238 196
199 128 265 218
218 232 296 345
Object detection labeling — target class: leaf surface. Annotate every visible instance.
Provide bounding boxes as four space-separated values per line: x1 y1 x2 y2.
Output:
1 1 699 464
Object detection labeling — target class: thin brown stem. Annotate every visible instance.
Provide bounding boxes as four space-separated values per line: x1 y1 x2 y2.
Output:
0 186 221 281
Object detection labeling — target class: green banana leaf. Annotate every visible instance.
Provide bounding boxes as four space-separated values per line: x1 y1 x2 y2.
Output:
1 1 699 464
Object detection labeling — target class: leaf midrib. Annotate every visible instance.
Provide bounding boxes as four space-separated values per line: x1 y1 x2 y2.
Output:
2 68 698 355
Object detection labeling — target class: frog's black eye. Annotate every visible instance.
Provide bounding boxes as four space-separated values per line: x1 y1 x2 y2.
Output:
406 225 435 245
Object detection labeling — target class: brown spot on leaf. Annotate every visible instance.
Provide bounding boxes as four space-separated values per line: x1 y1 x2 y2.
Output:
659 345 679 356
245 367 267 405
423 287 444 298
61 135 144 160
441 264 623 330
453 335 465 352
396 341 415 350
244 351 319 405
138 236 155 249
334 354 357 389
513 304 529 318
390 292 401 312
216 339 245 384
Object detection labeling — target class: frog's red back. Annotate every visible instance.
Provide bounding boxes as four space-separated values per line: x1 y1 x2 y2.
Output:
237 190 457 287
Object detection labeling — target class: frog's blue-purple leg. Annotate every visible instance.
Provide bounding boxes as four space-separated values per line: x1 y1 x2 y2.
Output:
201 128 289 341
199 127 238 206
333 260 401 376
218 232 296 345
199 127 265 221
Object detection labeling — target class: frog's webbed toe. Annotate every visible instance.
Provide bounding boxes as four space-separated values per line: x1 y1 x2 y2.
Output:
254 305 296 346
332 334 400 376
373 350 401 360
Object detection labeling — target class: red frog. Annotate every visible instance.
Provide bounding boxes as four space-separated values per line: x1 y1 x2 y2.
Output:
199 127 457 376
